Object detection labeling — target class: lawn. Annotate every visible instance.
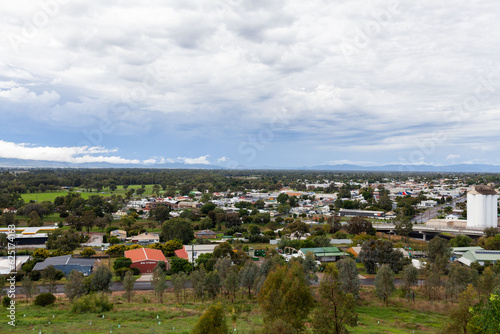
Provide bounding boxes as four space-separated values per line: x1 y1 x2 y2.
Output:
20 184 161 203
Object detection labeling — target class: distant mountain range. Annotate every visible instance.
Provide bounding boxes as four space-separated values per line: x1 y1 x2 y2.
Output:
0 158 224 169
1 157 500 172
304 164 500 173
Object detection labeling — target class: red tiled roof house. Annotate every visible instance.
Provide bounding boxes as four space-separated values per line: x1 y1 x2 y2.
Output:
124 248 167 274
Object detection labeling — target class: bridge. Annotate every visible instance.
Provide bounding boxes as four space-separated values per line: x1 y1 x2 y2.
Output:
374 223 484 240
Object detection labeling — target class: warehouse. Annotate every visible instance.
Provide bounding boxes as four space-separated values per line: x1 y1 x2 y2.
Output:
33 255 95 276
124 248 167 273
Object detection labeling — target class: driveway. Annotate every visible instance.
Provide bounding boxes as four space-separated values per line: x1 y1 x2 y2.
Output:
136 273 153 282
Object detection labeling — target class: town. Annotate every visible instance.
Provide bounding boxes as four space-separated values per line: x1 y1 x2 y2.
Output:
1 169 499 333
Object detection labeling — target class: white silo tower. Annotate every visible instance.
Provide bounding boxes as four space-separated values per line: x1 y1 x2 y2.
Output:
467 184 498 229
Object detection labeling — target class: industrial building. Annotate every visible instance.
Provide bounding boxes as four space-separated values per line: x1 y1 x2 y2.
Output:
33 255 96 276
466 184 499 229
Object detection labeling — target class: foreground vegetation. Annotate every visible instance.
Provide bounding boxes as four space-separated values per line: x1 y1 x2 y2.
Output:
0 287 450 334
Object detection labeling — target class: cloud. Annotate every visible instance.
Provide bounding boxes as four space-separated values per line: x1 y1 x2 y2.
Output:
0 140 140 164
177 155 211 165
446 154 460 160
217 156 229 163
1 1 500 166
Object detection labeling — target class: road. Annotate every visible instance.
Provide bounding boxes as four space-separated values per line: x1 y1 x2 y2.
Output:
6 277 424 295
412 195 466 224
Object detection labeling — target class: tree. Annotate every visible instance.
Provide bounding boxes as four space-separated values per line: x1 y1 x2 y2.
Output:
205 270 222 300
358 239 404 274
450 235 473 247
428 236 451 273
172 272 188 303
311 263 358 334
163 239 183 257
446 263 477 302
337 257 360 299
123 270 135 303
443 285 477 334
375 264 395 306
239 260 259 298
21 276 38 302
191 303 228 334
171 257 192 274
400 264 419 298
151 265 167 303
395 218 413 241
91 263 113 293
151 206 170 225
191 265 207 302
346 217 375 235
65 270 86 301
258 262 314 331
277 193 289 204
41 265 60 293
478 267 499 299
95 217 107 231
225 267 239 303
46 229 83 252
32 248 50 259
468 292 500 333
81 209 97 233
161 218 194 244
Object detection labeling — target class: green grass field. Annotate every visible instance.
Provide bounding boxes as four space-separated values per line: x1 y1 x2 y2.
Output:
20 184 162 203
0 288 448 333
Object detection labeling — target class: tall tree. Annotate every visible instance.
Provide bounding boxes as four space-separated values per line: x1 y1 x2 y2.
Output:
91 263 113 293
123 270 135 303
258 262 314 332
21 276 38 302
428 236 451 273
337 257 360 299
151 265 167 303
375 264 395 307
400 264 419 299
64 270 85 301
239 260 259 298
160 218 194 244
311 263 358 334
443 285 477 334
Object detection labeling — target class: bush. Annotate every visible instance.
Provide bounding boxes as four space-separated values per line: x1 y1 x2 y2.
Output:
71 294 114 313
109 237 121 245
80 247 96 258
34 293 56 307
131 267 141 275
2 296 11 307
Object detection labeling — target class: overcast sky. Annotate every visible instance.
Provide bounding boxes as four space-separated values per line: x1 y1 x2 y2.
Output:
1 0 500 168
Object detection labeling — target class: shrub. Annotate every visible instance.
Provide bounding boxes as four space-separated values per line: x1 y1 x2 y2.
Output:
34 293 56 307
2 296 11 307
80 247 96 258
131 267 141 275
109 237 121 245
71 294 114 313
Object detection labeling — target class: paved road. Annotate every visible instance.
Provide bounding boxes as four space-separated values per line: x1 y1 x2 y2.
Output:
412 195 466 223
7 277 424 295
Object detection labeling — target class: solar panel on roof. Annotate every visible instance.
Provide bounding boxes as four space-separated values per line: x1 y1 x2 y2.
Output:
475 251 500 254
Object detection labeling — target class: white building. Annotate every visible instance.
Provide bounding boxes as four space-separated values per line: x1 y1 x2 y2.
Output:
467 184 498 229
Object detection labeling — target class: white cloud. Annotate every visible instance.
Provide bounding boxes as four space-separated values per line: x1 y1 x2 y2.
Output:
0 140 140 164
217 156 229 163
446 154 460 160
177 155 211 165
1 1 500 165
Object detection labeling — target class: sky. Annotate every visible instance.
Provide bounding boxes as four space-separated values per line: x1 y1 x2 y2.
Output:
1 0 500 168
